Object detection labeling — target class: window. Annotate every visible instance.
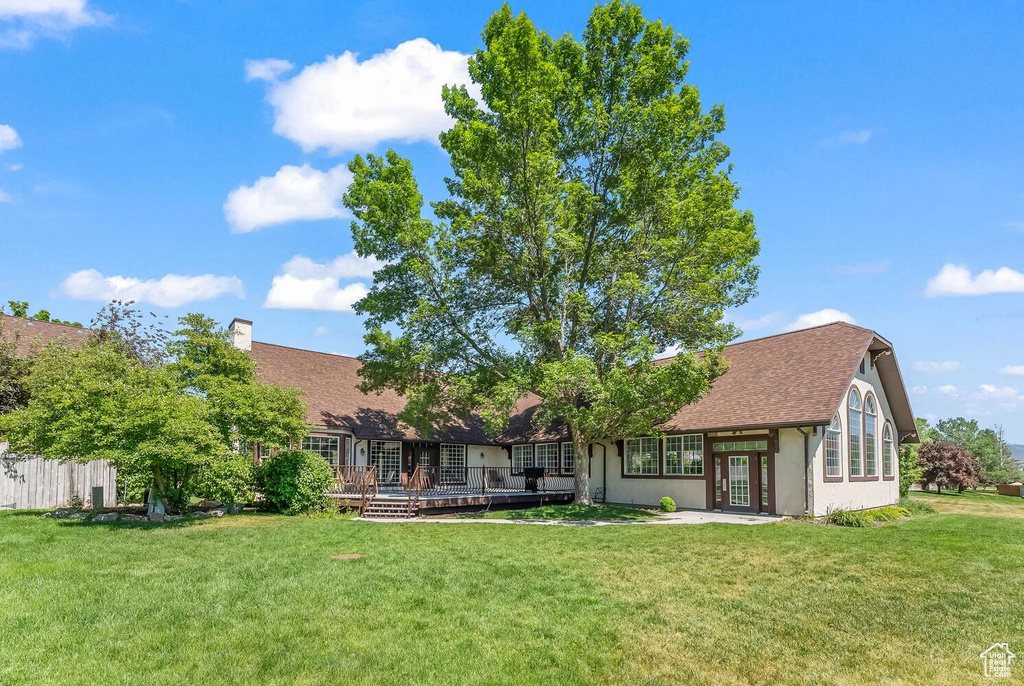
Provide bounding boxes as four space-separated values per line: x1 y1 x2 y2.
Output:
302 435 340 466
535 443 559 472
825 415 842 479
883 422 895 478
439 444 467 485
560 442 574 475
624 437 659 475
848 389 863 477
712 440 768 452
864 395 878 477
512 444 533 472
370 440 402 482
665 435 703 475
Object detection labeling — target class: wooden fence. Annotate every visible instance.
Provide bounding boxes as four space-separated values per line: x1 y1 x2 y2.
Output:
0 451 118 510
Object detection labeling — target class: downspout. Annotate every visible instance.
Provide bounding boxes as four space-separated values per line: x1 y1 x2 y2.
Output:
599 441 608 503
797 427 811 515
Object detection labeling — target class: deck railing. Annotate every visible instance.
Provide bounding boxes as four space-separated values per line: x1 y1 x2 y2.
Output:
330 465 377 513
400 466 575 496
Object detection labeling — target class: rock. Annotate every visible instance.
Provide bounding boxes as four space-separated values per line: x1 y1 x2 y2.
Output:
165 514 182 522
149 512 165 523
192 511 211 519
51 508 77 519
226 503 244 515
122 514 146 522
69 512 90 521
197 499 222 509
92 512 119 522
210 509 226 517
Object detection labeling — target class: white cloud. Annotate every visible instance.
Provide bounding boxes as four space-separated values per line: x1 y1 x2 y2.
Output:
924 263 1024 297
264 275 367 312
264 252 379 312
1000 365 1024 376
936 384 959 397
7 162 23 171
0 187 11 203
821 129 873 147
783 308 856 332
244 58 294 83
313 325 330 337
910 385 928 395
836 260 889 276
913 360 961 373
224 163 352 233
258 38 475 153
278 251 385 280
728 311 782 332
0 0 105 49
0 124 21 153
59 269 244 307
978 384 1018 399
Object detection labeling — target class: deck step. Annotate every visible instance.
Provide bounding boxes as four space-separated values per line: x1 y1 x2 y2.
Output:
362 496 419 520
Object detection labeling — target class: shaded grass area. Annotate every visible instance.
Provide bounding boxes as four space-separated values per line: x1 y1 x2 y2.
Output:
1 509 1022 685
461 502 658 521
911 488 1024 519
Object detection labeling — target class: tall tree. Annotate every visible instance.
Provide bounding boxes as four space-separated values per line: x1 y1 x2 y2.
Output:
917 441 979 493
344 2 759 502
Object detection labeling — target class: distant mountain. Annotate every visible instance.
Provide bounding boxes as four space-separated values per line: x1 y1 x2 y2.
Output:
1011 444 1024 466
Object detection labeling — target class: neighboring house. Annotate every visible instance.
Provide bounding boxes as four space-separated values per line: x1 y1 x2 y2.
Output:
0 314 117 510
233 318 917 516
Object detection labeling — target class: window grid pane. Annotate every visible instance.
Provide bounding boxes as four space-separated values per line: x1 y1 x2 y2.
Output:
535 443 559 472
865 411 877 476
439 444 467 485
883 424 895 477
825 418 842 478
512 445 533 472
666 435 703 475
625 437 659 475
712 440 768 452
560 442 574 475
729 456 750 506
302 435 340 466
370 440 402 482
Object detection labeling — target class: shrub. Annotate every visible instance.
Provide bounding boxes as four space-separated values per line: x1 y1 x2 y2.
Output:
195 455 255 505
258 450 334 514
659 496 676 513
899 496 936 516
861 506 910 523
823 508 867 527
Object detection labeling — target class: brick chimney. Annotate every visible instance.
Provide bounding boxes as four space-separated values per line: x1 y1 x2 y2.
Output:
228 318 252 351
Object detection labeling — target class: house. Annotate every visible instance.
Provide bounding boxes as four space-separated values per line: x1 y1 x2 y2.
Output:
0 314 117 510
232 318 917 516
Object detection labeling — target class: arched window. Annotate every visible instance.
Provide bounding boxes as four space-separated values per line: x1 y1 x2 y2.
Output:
848 389 863 477
883 422 895 478
864 394 878 477
825 415 842 479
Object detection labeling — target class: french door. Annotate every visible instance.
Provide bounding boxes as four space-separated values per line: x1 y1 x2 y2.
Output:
712 451 773 514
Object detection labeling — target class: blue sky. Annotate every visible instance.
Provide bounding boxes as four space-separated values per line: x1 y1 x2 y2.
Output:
1 0 1022 439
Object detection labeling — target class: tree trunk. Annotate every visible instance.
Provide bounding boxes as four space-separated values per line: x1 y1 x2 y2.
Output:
570 427 592 505
147 465 170 517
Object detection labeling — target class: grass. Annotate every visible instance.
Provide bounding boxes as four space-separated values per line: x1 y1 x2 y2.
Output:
822 505 911 527
460 502 657 521
1 494 1022 685
911 487 1024 519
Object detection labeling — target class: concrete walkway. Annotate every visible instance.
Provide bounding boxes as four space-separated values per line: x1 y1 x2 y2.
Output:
357 510 786 526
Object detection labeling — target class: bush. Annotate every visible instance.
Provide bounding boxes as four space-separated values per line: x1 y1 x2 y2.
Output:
823 508 867 527
861 506 910 523
258 450 334 514
824 505 912 527
195 455 255 505
899 496 936 516
659 496 676 513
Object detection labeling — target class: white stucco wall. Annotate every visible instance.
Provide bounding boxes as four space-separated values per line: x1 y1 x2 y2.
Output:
775 428 808 516
811 352 901 516
598 439 707 509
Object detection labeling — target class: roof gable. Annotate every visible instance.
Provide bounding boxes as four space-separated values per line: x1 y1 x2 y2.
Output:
0 314 92 357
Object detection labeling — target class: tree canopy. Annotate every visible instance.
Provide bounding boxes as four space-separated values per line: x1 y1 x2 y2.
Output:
344 1 759 502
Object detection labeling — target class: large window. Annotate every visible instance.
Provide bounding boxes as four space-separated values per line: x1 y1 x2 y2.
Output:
560 442 574 475
439 444 466 484
302 435 340 466
864 394 878 477
883 422 895 478
624 437 659 475
665 434 703 475
848 389 863 477
535 443 559 472
825 415 842 479
512 444 533 472
370 440 402 482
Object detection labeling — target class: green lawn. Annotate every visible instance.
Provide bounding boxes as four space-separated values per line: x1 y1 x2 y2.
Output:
459 502 658 520
2 497 1021 685
911 487 1024 519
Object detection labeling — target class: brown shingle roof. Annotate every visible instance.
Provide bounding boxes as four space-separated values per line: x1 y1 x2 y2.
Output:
0 314 92 357
248 321 916 444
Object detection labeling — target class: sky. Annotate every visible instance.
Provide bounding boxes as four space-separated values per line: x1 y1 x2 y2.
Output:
1 0 1022 439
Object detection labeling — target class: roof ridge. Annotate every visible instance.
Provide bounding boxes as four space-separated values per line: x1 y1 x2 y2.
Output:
252 340 362 362
724 320 874 349
0 312 88 333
